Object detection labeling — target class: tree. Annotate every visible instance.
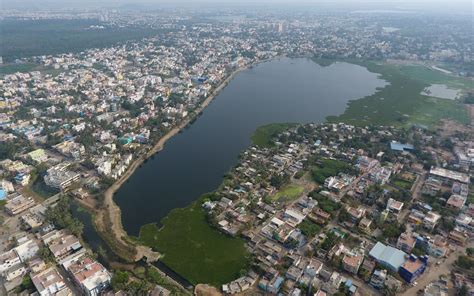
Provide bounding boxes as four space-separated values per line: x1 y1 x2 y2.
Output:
466 248 474 256
111 270 129 291
38 246 54 263
45 197 84 237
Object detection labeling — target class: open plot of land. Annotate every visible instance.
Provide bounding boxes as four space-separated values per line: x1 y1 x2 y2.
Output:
269 184 305 202
392 178 413 190
397 64 473 90
311 158 353 184
251 123 296 148
138 200 249 286
327 61 470 127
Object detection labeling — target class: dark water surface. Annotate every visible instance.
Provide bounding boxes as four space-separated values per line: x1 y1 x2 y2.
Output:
115 58 387 235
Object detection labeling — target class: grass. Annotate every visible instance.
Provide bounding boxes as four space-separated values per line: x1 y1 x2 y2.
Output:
251 123 297 148
0 63 65 77
0 63 38 75
398 65 473 90
138 199 249 286
409 97 470 126
269 185 305 202
311 159 352 184
326 60 470 127
392 179 413 190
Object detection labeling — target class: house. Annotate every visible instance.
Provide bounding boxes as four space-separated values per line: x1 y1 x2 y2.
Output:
396 232 417 253
0 250 21 276
308 207 331 224
399 255 428 283
358 217 372 234
423 212 441 230
359 259 376 279
386 198 404 217
62 252 111 296
446 195 466 210
370 269 387 289
428 235 449 258
31 267 72 296
5 194 36 215
342 253 363 274
369 242 407 271
27 149 48 163
43 230 82 260
14 238 39 262
304 259 323 277
448 229 468 246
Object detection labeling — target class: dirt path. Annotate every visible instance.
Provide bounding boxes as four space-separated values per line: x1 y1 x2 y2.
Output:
402 238 474 296
92 61 264 262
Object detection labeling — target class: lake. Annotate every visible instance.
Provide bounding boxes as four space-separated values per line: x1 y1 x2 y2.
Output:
114 57 387 236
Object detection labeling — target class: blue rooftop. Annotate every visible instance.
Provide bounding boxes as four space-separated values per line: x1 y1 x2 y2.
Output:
369 242 407 271
0 189 6 200
390 142 414 152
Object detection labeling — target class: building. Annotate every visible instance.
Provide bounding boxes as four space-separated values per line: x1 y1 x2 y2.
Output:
370 269 387 289
386 198 404 217
448 229 468 246
390 142 414 152
0 250 21 275
423 211 441 230
44 162 80 191
43 230 82 260
31 267 72 296
342 253 363 274
62 252 111 296
27 149 48 163
446 195 466 210
369 242 407 271
14 239 39 262
424 278 448 296
5 194 36 215
397 232 417 253
399 255 428 283
429 167 469 184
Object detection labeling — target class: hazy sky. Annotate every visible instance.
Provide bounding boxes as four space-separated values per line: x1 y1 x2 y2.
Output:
2 0 472 14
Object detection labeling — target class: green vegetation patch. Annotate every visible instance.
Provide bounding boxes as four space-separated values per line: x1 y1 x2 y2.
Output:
398 65 473 90
0 63 37 75
392 178 413 190
409 97 470 126
251 123 297 148
138 200 249 286
298 219 322 238
269 185 305 202
327 61 470 127
311 159 352 184
309 191 341 215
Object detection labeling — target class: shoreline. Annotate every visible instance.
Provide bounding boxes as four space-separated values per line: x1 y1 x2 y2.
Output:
92 58 272 262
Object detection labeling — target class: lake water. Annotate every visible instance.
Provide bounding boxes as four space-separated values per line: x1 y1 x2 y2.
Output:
114 57 387 236
421 84 460 100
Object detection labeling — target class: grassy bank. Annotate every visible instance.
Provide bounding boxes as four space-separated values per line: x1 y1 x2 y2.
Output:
268 185 305 202
325 60 470 127
138 199 249 286
251 123 297 148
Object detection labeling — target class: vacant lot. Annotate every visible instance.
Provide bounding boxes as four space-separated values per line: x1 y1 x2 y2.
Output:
269 184 305 202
